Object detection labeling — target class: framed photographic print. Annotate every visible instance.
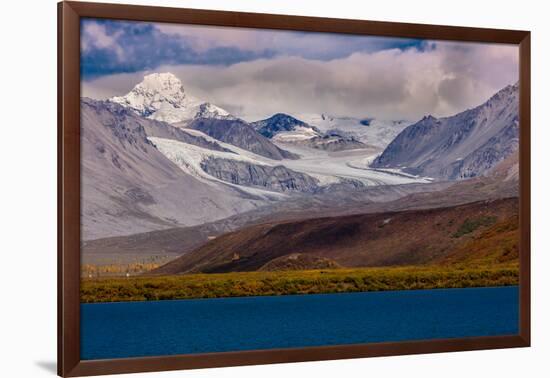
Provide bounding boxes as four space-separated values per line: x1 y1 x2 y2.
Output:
58 1 531 376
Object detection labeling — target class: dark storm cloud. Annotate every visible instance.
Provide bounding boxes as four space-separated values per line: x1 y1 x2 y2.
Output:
80 19 276 78
80 19 427 79
81 19 518 121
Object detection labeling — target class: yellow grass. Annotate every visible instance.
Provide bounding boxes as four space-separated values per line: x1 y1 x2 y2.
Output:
81 263 519 303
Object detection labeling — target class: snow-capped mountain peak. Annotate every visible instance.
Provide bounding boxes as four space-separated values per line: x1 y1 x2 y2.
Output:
135 72 186 97
250 113 322 140
110 72 233 124
195 102 235 120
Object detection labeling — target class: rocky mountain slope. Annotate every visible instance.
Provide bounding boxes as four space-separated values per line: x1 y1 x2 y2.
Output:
80 98 264 240
371 83 519 180
187 117 298 160
200 157 320 192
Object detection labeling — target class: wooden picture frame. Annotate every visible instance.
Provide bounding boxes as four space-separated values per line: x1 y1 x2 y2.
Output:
58 1 531 376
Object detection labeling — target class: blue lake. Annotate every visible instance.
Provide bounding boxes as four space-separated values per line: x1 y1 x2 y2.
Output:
81 286 519 360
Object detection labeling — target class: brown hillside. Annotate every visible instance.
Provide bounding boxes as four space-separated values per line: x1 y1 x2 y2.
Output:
153 198 518 275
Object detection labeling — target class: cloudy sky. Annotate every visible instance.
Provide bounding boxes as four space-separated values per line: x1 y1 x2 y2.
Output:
81 18 518 121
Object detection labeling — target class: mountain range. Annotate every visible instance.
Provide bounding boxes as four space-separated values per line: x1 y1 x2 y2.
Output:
81 72 519 243
112 74 370 152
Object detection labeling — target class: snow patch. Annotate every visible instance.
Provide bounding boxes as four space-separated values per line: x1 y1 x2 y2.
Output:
272 126 321 142
297 113 410 149
148 137 288 199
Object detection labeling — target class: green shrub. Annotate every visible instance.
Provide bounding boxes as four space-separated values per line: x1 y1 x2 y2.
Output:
453 216 498 238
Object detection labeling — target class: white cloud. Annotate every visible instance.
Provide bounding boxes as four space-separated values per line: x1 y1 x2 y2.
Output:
82 41 518 122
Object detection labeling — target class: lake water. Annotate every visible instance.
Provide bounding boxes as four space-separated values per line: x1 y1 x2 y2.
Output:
81 286 518 360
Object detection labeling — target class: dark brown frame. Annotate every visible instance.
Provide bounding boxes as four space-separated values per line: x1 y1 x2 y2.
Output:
58 1 531 376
